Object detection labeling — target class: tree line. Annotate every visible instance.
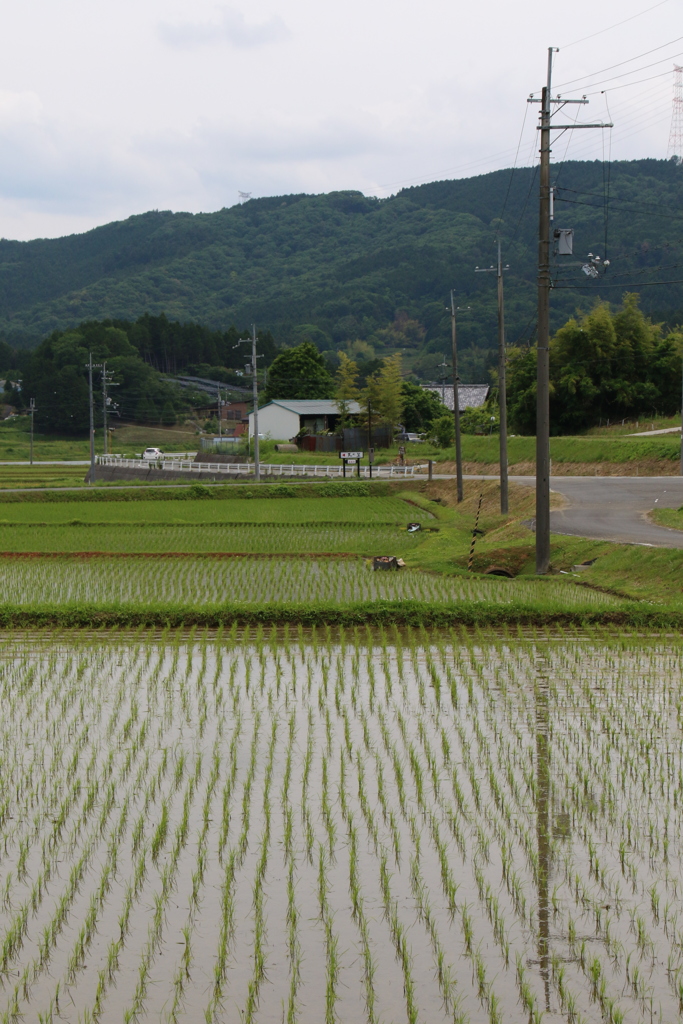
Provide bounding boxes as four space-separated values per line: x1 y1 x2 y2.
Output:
2 315 277 434
1 295 679 440
507 295 683 434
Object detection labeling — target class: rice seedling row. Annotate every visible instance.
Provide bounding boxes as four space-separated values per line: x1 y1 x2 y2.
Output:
0 523 422 555
0 496 429 525
0 628 681 1021
0 556 620 611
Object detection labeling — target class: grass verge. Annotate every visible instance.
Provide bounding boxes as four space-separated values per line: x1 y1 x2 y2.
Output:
650 507 683 531
0 599 675 629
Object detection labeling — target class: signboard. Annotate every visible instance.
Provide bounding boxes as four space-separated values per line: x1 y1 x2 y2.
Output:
340 451 363 460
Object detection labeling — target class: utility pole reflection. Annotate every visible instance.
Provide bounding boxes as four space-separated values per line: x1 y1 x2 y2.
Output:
535 666 551 1013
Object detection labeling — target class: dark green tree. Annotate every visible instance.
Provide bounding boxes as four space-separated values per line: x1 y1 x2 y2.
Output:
430 413 455 448
135 396 159 424
507 295 682 434
160 400 177 426
263 342 334 402
400 381 448 431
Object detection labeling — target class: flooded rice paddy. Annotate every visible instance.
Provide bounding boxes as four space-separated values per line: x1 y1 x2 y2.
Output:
0 630 681 1022
0 557 619 609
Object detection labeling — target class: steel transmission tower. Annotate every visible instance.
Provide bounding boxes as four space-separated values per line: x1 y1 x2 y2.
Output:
667 65 683 161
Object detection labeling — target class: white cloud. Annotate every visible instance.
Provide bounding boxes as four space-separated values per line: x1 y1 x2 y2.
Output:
0 0 678 239
158 6 289 50
0 91 42 127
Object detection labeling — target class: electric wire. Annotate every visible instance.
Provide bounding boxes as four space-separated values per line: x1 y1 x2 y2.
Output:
552 35 683 90
558 50 683 96
553 278 683 288
496 105 530 227
560 0 670 50
555 193 683 217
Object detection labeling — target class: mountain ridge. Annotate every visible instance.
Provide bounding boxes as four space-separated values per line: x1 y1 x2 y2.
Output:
1 158 682 381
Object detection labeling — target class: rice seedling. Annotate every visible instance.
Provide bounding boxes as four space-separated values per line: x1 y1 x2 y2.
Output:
0 630 680 1021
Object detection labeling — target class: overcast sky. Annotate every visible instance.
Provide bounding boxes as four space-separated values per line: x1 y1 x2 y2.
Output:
0 0 680 240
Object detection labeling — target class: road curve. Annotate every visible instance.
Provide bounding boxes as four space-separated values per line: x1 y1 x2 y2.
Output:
433 473 683 547
515 475 683 548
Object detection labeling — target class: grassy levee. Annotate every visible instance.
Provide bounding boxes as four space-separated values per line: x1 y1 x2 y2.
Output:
0 597 673 629
0 479 401 502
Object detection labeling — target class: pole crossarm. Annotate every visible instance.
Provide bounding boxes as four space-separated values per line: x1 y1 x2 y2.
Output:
537 123 613 129
527 97 588 104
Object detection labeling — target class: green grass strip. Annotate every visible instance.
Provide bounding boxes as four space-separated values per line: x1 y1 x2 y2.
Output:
0 599 681 628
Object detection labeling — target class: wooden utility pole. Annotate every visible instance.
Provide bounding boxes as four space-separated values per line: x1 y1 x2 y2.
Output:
450 291 465 503
88 352 96 485
29 398 36 466
529 48 610 573
475 240 509 513
235 327 261 480
251 326 260 481
536 70 553 574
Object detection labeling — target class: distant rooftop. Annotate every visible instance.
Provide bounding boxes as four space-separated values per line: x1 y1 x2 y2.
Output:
169 374 251 397
261 399 362 415
423 383 490 412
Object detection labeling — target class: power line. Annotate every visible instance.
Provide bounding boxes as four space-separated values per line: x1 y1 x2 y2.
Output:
552 34 683 90
560 0 670 50
553 278 683 288
494 104 531 246
558 49 683 95
584 67 674 95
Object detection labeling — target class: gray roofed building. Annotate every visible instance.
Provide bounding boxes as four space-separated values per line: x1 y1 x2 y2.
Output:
422 383 490 412
248 399 362 440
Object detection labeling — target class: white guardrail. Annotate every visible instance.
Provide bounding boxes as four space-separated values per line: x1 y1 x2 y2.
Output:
96 456 428 479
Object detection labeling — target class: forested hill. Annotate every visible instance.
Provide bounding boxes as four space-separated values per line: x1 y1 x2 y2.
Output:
1 158 682 381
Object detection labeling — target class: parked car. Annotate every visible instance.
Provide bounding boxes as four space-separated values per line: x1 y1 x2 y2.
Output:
396 432 424 443
142 447 164 460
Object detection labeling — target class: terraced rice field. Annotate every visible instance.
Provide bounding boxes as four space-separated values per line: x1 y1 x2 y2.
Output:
0 522 424 555
0 631 681 1023
0 496 431 524
0 556 619 610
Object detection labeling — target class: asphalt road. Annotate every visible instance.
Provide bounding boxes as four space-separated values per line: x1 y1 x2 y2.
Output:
515 475 683 547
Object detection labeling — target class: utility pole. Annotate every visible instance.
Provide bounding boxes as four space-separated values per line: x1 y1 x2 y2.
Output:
88 352 96 485
529 48 610 573
100 363 118 456
235 327 261 480
29 398 36 466
437 357 449 405
102 363 108 456
536 70 552 573
449 293 470 504
367 400 373 479
475 240 510 513
217 386 223 439
251 326 260 481
680 347 683 476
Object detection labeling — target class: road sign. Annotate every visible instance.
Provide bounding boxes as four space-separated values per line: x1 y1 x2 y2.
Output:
340 451 363 460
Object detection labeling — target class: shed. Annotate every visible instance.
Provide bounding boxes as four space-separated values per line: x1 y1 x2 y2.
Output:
248 399 362 441
422 383 490 412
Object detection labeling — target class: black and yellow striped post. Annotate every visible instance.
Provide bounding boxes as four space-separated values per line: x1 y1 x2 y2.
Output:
467 492 484 572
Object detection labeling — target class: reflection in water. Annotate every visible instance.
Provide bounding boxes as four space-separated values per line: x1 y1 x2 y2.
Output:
535 661 551 1013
